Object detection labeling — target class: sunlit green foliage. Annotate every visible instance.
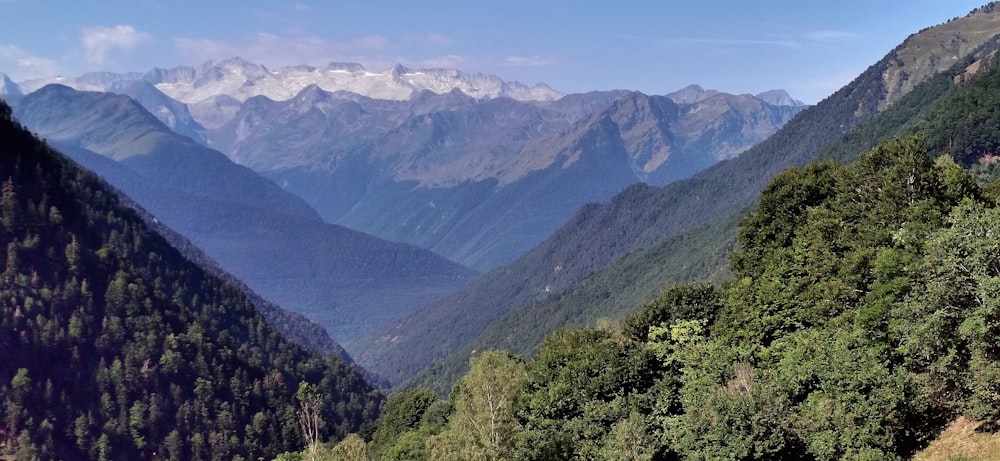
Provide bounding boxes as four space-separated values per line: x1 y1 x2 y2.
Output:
363 137 1000 460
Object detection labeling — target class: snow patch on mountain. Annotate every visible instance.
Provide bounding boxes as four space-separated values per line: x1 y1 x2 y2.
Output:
18 57 562 105
152 58 563 104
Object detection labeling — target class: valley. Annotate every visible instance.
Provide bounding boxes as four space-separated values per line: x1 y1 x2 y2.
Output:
3 57 805 362
4 1 1000 460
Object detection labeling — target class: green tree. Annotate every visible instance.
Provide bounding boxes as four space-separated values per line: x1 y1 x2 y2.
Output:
622 282 721 342
599 410 655 461
431 351 525 461
297 382 324 461
897 200 1000 424
329 433 368 461
370 387 438 456
2 177 18 232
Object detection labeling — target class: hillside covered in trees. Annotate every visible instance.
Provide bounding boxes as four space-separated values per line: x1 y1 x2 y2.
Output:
333 137 1000 460
0 100 382 459
357 4 1000 387
394 9 1000 395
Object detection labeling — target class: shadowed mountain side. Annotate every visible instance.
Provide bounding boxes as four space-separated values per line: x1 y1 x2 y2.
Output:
109 79 208 145
13 84 319 221
12 85 478 355
47 143 356 361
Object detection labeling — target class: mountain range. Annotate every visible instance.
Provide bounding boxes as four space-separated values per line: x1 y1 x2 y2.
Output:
367 2 1000 387
223 87 801 269
19 58 562 122
6 59 806 271
2 59 811 387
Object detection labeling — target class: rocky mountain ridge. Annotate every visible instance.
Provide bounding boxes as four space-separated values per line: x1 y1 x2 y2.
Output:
227 86 804 269
18 57 563 125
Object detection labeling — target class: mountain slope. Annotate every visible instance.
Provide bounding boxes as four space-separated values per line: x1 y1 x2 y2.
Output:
12 85 477 353
13 85 318 219
402 214 740 393
48 143 356 362
0 100 381 458
16 66 803 271
226 87 801 270
419 32 1000 396
359 3 1000 385
109 79 208 145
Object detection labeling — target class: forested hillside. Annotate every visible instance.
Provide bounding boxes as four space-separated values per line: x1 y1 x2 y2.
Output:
404 30 1000 396
0 100 382 459
359 4 1000 386
354 137 1000 460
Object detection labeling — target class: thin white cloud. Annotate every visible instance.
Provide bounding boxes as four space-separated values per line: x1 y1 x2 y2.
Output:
81 25 151 65
173 33 389 68
409 54 467 69
0 44 59 79
172 38 238 61
406 33 454 47
174 34 556 75
500 55 555 67
661 37 800 49
803 30 862 42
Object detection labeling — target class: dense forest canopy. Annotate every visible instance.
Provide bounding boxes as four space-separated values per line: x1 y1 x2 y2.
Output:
0 100 382 460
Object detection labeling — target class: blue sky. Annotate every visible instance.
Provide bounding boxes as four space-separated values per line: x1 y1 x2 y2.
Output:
0 1 989 103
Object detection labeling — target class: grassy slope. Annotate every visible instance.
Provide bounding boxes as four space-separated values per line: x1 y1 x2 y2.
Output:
913 418 1000 461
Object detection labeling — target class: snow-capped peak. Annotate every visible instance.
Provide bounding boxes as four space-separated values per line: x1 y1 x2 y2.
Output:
143 58 563 104
12 58 563 105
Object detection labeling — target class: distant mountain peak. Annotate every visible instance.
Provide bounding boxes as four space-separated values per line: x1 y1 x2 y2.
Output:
325 62 366 72
755 89 806 106
292 84 337 107
666 84 720 104
208 56 264 70
390 63 413 75
0 73 22 97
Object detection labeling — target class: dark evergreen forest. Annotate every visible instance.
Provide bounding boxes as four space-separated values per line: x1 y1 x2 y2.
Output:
0 100 382 460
